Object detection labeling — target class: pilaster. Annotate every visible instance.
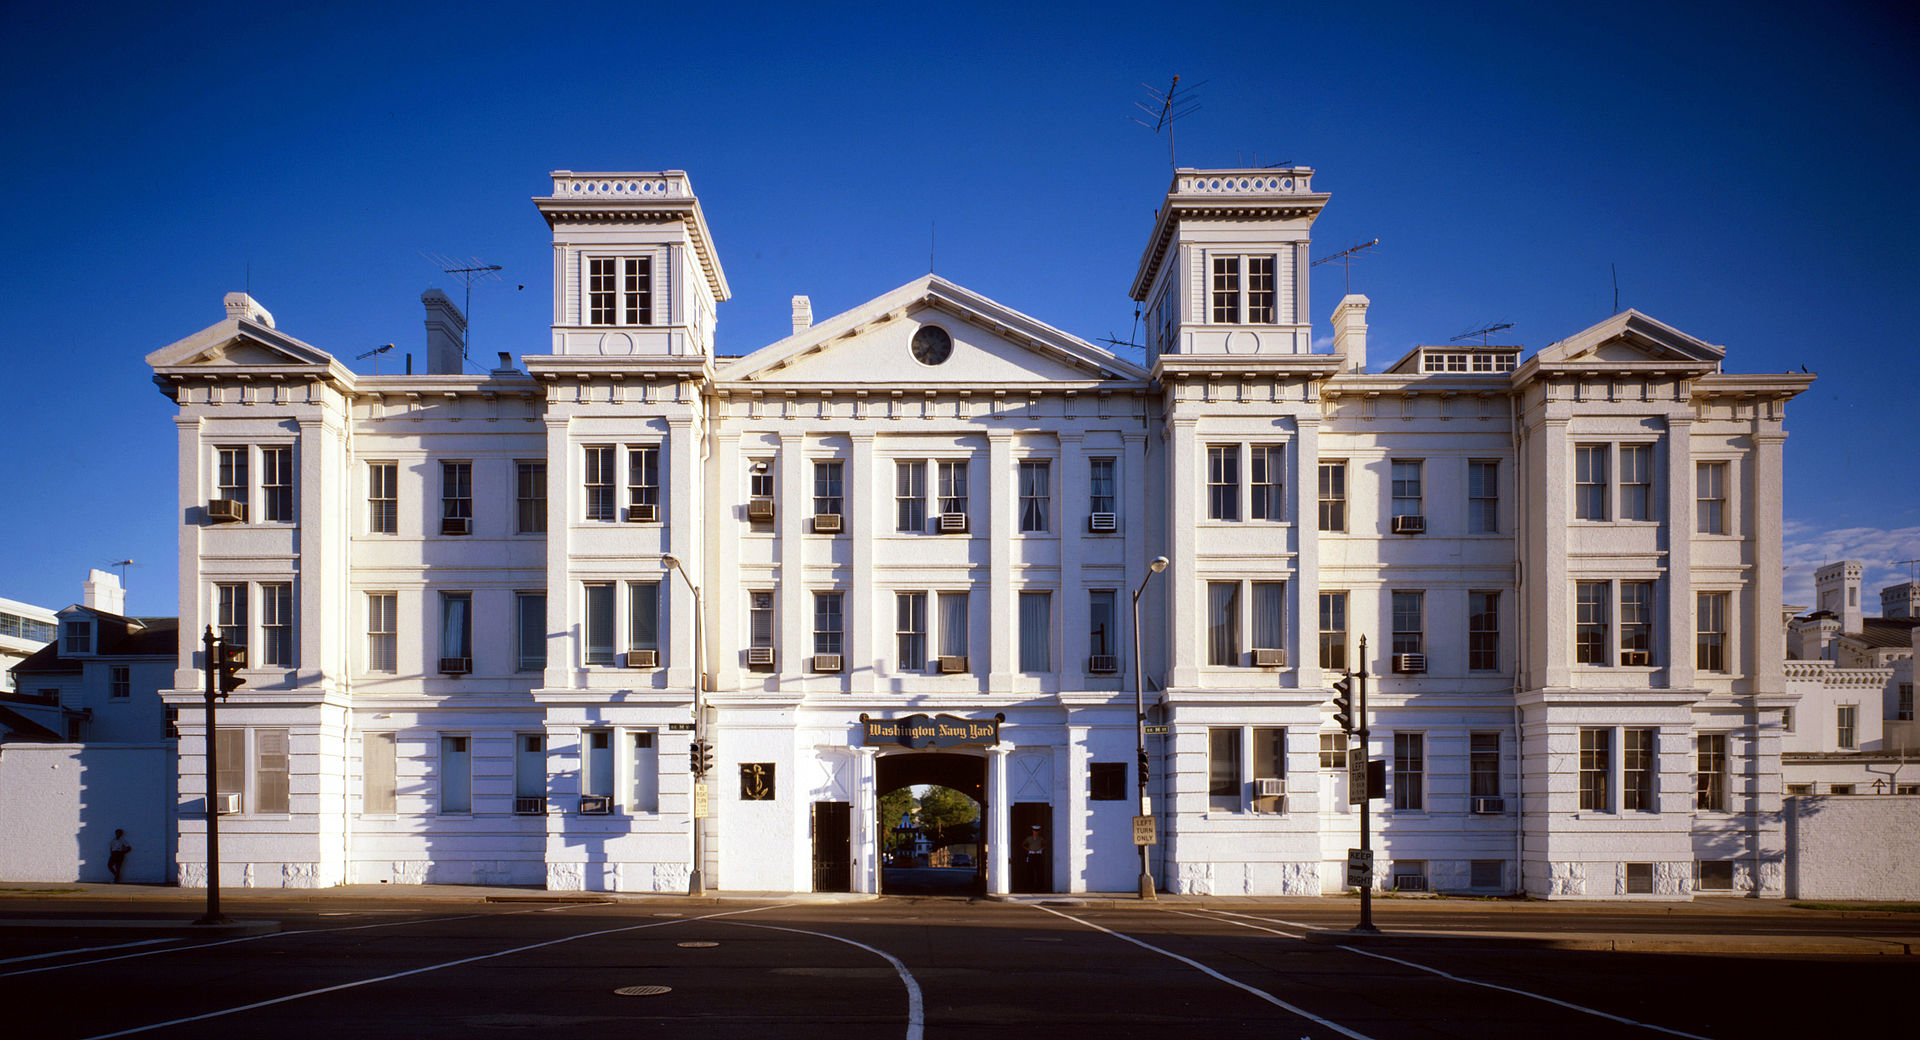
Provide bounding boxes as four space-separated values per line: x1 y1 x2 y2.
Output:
1293 414 1321 689
1665 415 1695 691
987 431 1015 688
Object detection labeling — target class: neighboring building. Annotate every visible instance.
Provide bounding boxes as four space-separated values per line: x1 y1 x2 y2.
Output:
5 571 176 743
0 594 58 695
145 167 1812 898
1783 563 1920 795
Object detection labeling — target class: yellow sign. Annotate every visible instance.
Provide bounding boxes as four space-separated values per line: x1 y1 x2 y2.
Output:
1132 815 1157 846
693 782 709 819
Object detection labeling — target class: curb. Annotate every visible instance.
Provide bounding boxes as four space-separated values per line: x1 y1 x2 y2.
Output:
1302 928 1915 956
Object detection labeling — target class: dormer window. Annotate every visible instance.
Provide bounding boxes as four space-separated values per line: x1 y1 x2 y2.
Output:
587 256 652 326
63 619 92 655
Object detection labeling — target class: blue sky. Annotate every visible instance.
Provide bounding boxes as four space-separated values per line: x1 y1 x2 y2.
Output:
3 1 1915 618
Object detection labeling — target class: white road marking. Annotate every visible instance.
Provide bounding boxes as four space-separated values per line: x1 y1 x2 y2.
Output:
0 937 182 964
74 904 787 1040
1188 908 1714 1040
722 920 924 1040
1030 904 1376 1040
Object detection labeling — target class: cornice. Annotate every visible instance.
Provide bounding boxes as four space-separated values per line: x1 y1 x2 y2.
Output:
1131 168 1329 301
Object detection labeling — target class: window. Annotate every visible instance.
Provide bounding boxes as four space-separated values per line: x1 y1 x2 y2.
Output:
1318 461 1347 531
1090 762 1126 800
896 592 927 671
749 459 775 501
1319 731 1348 769
1899 684 1914 722
1252 727 1286 813
440 461 472 529
216 728 245 813
1620 445 1653 521
1696 860 1734 891
1211 255 1276 323
1252 582 1285 653
1620 581 1653 663
583 729 614 801
1246 255 1276 323
584 583 615 665
814 592 844 657
64 620 91 654
441 735 471 813
1207 582 1239 666
1390 459 1423 520
1468 460 1498 533
1019 591 1051 672
1576 582 1609 664
1837 704 1857 750
1697 592 1728 672
363 731 396 815
584 446 616 521
261 446 293 522
1696 462 1727 534
253 729 289 814
1209 728 1240 811
1472 861 1504 890
1625 862 1653 894
440 592 471 669
1391 591 1423 656
814 460 844 518
1575 445 1608 520
1781 707 1793 733
110 665 130 700
629 582 659 657
368 593 396 673
1393 733 1424 811
587 256 651 325
516 592 546 671
1207 446 1239 521
631 732 659 812
1468 591 1499 671
1210 256 1241 323
1018 460 1050 532
1624 728 1655 811
1830 784 1855 795
1088 590 1116 660
261 582 293 668
1319 592 1347 671
748 591 775 664
517 461 547 533
369 462 397 534
938 592 968 659
628 446 659 514
896 461 926 531
1250 445 1283 520
216 583 247 652
1089 457 1116 516
937 460 968 516
516 734 545 810
1579 728 1612 812
1696 733 1727 811
1470 732 1500 798
216 446 248 510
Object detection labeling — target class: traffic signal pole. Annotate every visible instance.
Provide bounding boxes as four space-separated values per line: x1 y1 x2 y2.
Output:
1355 634 1378 934
196 627 229 925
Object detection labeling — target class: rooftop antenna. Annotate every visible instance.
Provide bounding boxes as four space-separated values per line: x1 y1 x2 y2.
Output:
1311 238 1380 295
1611 262 1620 313
421 253 504 367
1898 559 1920 582
1131 75 1205 170
108 559 135 587
355 343 395 373
1450 322 1515 346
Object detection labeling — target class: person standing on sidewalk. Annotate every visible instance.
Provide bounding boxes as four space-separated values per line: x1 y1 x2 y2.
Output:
107 829 132 883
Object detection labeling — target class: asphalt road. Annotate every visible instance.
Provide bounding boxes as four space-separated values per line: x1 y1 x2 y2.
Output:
1 894 1913 1039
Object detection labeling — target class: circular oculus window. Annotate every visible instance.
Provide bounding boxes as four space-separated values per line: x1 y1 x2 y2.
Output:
910 325 953 365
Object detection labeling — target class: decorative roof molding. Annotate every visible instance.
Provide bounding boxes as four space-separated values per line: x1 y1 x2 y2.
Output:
534 170 730 302
1130 167 1329 301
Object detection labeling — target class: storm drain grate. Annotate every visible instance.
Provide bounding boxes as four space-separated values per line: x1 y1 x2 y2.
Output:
614 985 673 997
676 941 719 948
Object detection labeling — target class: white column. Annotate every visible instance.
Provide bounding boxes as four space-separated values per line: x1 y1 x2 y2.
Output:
987 432 1015 688
1665 415 1695 692
780 433 807 678
1059 432 1085 683
987 746 1011 894
1168 416 1200 688
668 414 700 691
1294 415 1321 689
850 433 876 693
853 747 878 894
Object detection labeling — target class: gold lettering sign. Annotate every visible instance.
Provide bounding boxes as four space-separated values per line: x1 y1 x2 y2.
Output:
860 712 1001 749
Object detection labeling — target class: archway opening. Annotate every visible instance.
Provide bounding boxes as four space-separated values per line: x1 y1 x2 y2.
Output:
875 752 985 896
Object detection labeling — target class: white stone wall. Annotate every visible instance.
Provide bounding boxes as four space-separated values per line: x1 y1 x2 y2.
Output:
0 744 175 882
1785 794 1920 900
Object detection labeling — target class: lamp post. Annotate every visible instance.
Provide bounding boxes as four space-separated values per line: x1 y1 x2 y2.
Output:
1131 555 1170 900
662 553 706 897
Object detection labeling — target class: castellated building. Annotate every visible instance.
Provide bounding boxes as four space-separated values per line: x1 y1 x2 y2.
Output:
146 168 1812 898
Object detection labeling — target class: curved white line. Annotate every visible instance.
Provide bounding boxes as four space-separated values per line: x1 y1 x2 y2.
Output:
722 920 924 1040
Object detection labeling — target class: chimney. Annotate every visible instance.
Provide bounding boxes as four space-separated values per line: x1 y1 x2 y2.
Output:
422 290 467 375
792 295 813 335
83 569 126 617
1330 293 1370 373
223 292 275 328
1814 560 1864 635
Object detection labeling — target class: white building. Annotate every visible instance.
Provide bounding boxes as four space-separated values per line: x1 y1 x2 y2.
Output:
1783 562 1919 795
0 594 58 695
145 167 1813 898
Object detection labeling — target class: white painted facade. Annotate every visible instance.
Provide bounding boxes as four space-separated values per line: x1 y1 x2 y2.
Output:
1782 562 1919 797
0 594 58 694
145 167 1814 897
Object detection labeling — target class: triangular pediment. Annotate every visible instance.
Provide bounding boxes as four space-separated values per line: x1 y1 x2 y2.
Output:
717 276 1146 386
146 316 338 372
1534 310 1725 368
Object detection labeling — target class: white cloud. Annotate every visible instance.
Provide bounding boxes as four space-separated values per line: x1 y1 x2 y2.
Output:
1780 520 1920 613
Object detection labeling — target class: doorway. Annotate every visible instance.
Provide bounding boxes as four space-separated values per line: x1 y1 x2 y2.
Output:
812 801 851 893
1011 801 1052 893
875 752 986 896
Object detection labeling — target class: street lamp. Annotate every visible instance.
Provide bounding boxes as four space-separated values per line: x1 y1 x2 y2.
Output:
1131 554 1170 900
661 553 707 897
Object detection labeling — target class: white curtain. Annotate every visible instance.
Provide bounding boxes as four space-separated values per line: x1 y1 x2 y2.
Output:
940 592 968 657
1019 592 1051 672
442 595 470 659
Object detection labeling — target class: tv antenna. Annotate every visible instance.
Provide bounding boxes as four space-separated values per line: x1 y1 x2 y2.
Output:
108 559 136 593
1450 322 1515 346
1311 238 1380 295
355 343 395 373
1897 558 1920 582
421 253 504 364
1131 75 1205 170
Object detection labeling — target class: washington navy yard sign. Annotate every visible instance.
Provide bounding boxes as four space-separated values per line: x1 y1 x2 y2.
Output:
860 713 1002 749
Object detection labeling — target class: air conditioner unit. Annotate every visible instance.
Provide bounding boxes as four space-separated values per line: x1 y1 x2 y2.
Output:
1253 648 1287 668
625 503 658 523
747 498 776 522
1088 512 1118 532
513 796 546 815
1392 653 1427 674
746 646 775 667
439 656 471 675
813 653 842 673
1391 514 1426 534
1620 650 1652 666
441 516 471 536
215 792 241 815
1393 873 1428 892
938 655 968 674
812 513 842 533
207 498 247 523
1254 777 1287 798
626 649 658 668
937 512 969 533
579 794 612 815
1087 654 1119 674
1472 796 1506 814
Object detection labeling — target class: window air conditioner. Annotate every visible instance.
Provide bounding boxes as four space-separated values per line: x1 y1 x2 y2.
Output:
747 498 776 522
812 513 842 533
207 498 247 523
513 796 547 815
1620 650 1652 666
1253 648 1287 668
1472 796 1506 814
1254 777 1287 798
1088 512 1118 532
813 653 843 673
625 503 658 523
579 794 612 815
938 656 968 674
439 656 471 675
1087 654 1119 674
626 649 658 668
1392 653 1427 674
1393 873 1428 892
1391 514 1426 535
441 516 471 536
937 512 969 533
215 792 242 815
746 646 775 667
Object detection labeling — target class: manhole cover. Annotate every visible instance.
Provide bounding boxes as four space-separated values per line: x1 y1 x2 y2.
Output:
676 941 718 948
614 985 673 997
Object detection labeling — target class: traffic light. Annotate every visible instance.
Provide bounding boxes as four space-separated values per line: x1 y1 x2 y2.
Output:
1331 673 1354 733
690 740 714 777
218 642 247 696
1138 747 1151 785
